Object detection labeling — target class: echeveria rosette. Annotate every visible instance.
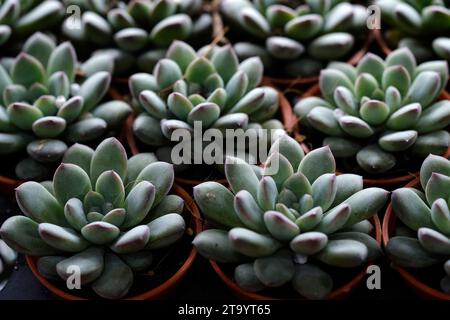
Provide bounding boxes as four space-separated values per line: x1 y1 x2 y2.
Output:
192 134 388 299
0 32 131 180
376 0 450 62
0 0 64 46
387 154 450 294
221 0 367 78
129 40 282 155
0 138 186 299
295 48 450 174
62 0 212 75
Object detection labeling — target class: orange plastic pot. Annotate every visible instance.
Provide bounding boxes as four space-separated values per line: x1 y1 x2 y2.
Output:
383 177 450 300
26 184 201 300
297 84 450 187
209 215 382 300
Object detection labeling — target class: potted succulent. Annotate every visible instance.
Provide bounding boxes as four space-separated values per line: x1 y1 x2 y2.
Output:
220 0 372 87
0 0 64 48
0 32 131 191
0 138 200 299
374 0 450 63
62 0 213 77
294 48 450 186
193 134 387 299
127 40 293 186
384 154 450 300
0 237 17 291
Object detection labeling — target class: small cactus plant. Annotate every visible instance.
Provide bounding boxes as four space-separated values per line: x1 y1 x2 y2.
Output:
0 0 64 47
62 0 212 75
0 32 131 180
376 0 450 62
221 0 367 78
0 138 186 299
295 48 450 174
387 154 450 294
192 134 387 299
129 40 282 163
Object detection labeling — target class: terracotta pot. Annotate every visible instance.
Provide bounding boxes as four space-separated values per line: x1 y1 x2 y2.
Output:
383 177 450 300
262 32 374 90
210 215 382 300
26 184 201 300
297 84 450 187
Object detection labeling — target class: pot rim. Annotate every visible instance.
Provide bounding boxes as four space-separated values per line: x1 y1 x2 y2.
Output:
26 184 201 300
383 177 450 300
209 215 382 300
297 84 450 186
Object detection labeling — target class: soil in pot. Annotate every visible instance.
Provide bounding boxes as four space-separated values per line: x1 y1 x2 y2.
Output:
26 185 201 300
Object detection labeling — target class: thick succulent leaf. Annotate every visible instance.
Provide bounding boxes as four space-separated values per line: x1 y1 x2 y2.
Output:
47 42 76 81
386 236 440 268
295 207 323 231
192 229 244 263
405 71 441 108
126 153 157 187
37 256 65 281
415 100 450 134
333 86 358 116
356 145 396 174
378 130 418 152
16 182 67 226
102 208 126 227
62 143 94 174
90 138 127 185
264 211 299 241
392 188 433 231
92 253 133 300
360 100 389 126
330 232 381 261
357 53 385 83
240 7 270 38
56 247 104 284
95 170 125 208
148 194 184 220
110 225 150 254
238 57 263 91
298 146 336 184
386 103 421 130
426 173 450 206
234 190 266 233
121 251 153 272
307 107 344 136
292 264 332 300
263 152 294 190
133 162 174 206
53 163 92 205
154 58 183 90
79 72 111 112
114 28 148 52
285 14 323 41
225 156 259 199
27 139 67 163
187 102 220 127
64 198 88 231
133 114 167 146
307 32 354 60
228 227 280 258
193 182 243 228
38 223 89 252
92 101 131 128
0 216 59 256
224 71 248 112
385 48 416 77
420 154 450 190
57 97 84 124
290 231 328 255
331 174 363 207
7 102 43 131
343 188 389 227
150 14 192 47
266 36 304 60
211 45 239 84
122 181 155 229
15 1 64 35
382 65 411 96
254 253 295 287
257 176 277 211
315 239 368 267
81 221 120 245
311 174 337 212
316 203 351 234
283 172 312 200
146 213 185 249
32 116 66 138
418 227 450 255
431 199 450 237
11 53 45 87
269 134 304 170
323 136 361 158
234 263 264 292
166 41 197 73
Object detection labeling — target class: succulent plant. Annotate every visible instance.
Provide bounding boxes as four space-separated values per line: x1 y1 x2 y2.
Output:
376 0 450 62
129 40 283 164
192 134 388 299
295 48 450 174
0 0 64 47
0 138 186 299
62 0 212 75
220 0 367 77
387 154 450 294
0 32 131 180
0 236 17 290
